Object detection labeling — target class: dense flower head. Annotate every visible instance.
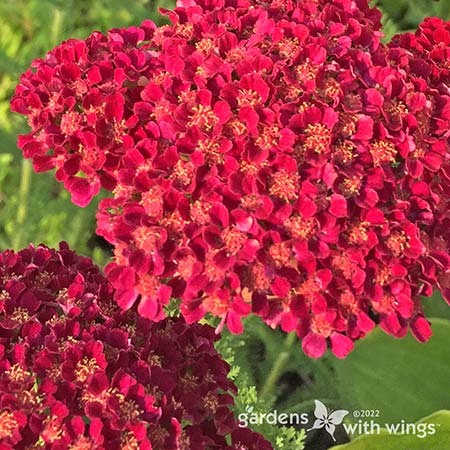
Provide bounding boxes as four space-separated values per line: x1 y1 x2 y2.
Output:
388 17 450 306
12 0 450 359
11 23 157 206
0 243 271 449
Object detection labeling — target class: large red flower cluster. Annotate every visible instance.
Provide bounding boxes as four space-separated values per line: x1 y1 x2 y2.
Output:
0 243 271 449
11 0 450 358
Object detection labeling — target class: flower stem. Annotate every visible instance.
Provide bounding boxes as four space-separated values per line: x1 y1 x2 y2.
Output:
13 159 32 249
260 331 298 401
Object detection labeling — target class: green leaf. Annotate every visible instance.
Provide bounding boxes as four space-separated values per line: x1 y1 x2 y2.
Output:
329 410 450 450
422 292 450 320
333 318 450 423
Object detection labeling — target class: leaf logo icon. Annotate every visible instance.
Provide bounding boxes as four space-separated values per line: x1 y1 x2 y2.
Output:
307 400 349 441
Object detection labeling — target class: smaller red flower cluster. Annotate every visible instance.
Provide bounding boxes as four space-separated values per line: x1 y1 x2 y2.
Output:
11 0 450 359
0 243 272 450
10 24 157 206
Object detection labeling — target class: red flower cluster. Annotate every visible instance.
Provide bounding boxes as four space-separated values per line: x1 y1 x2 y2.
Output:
0 243 271 449
388 17 450 306
11 0 450 358
11 24 157 206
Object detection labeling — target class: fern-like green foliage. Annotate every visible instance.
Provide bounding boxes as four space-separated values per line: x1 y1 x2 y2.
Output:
218 329 307 450
216 316 339 411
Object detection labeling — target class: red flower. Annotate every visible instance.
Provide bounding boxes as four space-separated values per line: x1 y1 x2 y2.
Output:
0 243 271 449
12 0 450 359
389 16 450 306
11 25 155 206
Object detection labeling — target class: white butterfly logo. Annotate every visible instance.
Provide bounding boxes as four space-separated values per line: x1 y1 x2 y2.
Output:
307 400 349 441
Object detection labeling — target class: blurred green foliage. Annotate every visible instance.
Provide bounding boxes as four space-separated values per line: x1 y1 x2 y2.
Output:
377 0 450 40
1 1 450 449
334 318 450 424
